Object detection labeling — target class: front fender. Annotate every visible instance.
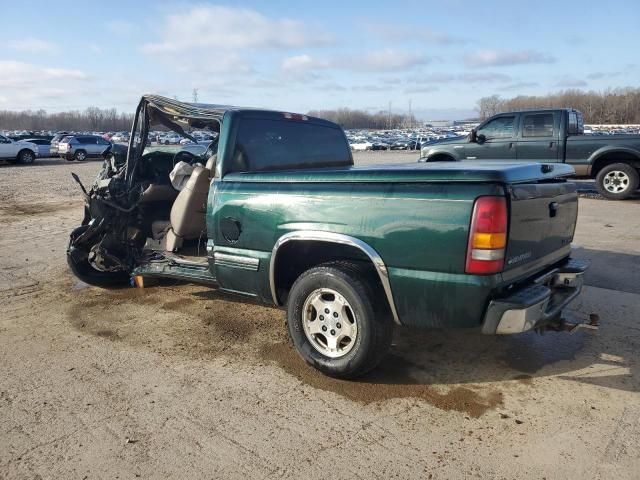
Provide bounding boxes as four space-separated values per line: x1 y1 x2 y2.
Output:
419 146 463 162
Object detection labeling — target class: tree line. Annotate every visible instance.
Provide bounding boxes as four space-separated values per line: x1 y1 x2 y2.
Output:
1 105 417 132
306 108 418 130
0 107 135 132
476 87 640 124
3 88 640 132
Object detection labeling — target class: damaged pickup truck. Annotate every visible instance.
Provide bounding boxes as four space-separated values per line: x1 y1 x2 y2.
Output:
68 94 589 378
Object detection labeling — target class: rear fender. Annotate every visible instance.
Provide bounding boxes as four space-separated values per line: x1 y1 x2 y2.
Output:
588 146 640 175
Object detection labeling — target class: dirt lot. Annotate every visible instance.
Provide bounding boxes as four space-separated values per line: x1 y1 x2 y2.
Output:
1 154 639 479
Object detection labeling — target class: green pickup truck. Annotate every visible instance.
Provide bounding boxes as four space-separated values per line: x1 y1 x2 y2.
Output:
420 108 640 200
67 95 588 378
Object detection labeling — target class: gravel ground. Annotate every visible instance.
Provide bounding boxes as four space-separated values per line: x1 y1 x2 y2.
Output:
1 155 639 479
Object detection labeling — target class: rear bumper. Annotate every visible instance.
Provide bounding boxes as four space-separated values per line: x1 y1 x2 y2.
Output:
481 258 588 334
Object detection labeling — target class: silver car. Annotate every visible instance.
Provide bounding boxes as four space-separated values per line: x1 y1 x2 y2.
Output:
58 135 111 161
23 138 52 157
50 132 71 155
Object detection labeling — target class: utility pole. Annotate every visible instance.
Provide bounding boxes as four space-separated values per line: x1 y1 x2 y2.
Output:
192 88 199 103
408 99 412 128
388 101 392 129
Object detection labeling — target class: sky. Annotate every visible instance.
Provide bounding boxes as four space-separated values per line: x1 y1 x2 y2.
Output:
1 0 639 120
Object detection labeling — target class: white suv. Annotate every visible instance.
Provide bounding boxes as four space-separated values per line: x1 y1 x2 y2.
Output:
0 135 39 164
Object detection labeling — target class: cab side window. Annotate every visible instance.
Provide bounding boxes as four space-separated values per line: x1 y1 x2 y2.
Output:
477 116 515 139
522 113 554 137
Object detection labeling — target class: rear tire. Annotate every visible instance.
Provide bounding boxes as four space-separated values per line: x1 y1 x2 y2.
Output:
286 261 393 379
18 149 35 164
74 150 87 162
595 163 639 200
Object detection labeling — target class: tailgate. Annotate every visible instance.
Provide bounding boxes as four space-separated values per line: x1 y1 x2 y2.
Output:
504 181 578 276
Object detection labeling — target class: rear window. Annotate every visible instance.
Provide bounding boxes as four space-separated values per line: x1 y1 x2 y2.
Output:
231 117 351 172
522 113 554 137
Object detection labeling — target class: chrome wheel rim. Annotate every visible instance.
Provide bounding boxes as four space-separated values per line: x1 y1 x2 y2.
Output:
603 170 630 193
22 152 34 163
302 288 358 358
76 152 86 161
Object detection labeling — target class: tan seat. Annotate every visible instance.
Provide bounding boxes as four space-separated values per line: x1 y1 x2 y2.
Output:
165 154 217 251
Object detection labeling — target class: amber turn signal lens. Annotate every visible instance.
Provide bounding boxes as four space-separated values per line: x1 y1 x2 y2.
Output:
472 232 507 249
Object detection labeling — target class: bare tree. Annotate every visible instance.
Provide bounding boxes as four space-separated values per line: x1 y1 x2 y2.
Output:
475 88 640 123
0 106 135 133
307 108 417 129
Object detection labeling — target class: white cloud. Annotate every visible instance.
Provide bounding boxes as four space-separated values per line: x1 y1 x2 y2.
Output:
281 49 429 73
555 77 588 87
351 85 392 92
281 54 330 72
7 38 58 53
464 49 555 68
0 61 87 88
0 60 89 109
407 72 511 84
141 5 333 55
503 81 539 90
457 73 512 83
404 85 439 94
352 49 428 71
364 22 466 45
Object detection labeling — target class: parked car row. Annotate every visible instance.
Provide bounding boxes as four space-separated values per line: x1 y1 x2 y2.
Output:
346 127 469 151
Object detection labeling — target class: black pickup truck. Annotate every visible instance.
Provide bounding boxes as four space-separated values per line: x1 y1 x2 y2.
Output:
419 108 640 200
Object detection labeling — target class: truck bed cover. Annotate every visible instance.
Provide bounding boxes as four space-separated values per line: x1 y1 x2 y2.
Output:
223 161 576 184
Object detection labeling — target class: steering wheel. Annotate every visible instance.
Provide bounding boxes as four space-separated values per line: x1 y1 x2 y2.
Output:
172 150 199 168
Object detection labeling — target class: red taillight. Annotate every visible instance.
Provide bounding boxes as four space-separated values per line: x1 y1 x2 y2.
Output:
465 196 508 275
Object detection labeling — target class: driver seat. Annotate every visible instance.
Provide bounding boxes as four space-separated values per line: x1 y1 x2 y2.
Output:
165 154 217 251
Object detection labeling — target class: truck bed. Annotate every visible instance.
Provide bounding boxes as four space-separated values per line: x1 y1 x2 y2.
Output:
223 161 576 184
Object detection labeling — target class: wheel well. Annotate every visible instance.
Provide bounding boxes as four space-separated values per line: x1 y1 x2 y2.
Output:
427 153 455 162
17 148 33 158
591 152 640 177
272 240 382 306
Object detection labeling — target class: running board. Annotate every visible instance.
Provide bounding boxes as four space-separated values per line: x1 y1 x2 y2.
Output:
162 252 209 267
133 255 217 286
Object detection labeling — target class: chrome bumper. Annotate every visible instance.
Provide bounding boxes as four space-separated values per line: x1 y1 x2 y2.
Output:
482 258 588 335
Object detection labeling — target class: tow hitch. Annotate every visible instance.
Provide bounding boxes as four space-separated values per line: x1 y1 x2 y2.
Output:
550 313 600 334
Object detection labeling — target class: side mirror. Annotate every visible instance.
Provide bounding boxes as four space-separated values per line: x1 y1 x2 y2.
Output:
476 133 487 144
469 129 477 143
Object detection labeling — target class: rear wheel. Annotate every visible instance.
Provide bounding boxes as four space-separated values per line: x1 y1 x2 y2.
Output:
595 163 639 200
74 150 87 162
18 149 35 164
286 262 393 379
